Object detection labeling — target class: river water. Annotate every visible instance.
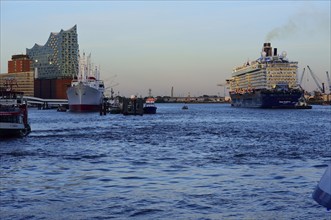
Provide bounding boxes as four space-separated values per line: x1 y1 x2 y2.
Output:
1 103 330 219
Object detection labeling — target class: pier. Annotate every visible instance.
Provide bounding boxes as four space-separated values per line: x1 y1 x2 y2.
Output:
24 96 68 109
122 96 143 116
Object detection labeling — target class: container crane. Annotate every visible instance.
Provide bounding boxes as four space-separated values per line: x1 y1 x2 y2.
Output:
217 83 226 97
307 65 325 94
326 71 331 94
299 67 305 86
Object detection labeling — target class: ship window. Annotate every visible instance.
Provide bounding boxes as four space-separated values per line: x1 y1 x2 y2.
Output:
0 115 20 123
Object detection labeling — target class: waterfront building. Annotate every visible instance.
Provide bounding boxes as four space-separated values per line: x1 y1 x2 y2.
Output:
1 53 71 99
8 54 32 73
0 71 34 96
26 25 79 79
1 25 78 99
34 78 72 99
0 54 35 96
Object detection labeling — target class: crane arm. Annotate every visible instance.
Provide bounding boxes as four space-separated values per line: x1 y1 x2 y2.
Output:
326 71 331 92
299 68 305 85
307 65 324 92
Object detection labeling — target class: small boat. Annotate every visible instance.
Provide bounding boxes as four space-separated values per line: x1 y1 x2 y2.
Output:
0 90 31 137
143 97 157 114
109 103 121 114
295 96 312 109
107 89 122 114
182 104 188 110
57 104 67 112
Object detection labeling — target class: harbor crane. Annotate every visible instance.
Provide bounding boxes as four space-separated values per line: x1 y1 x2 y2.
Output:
306 65 325 93
217 83 226 97
299 67 305 86
326 71 331 94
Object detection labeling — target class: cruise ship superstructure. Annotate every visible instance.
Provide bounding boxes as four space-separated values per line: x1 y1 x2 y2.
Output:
227 42 303 108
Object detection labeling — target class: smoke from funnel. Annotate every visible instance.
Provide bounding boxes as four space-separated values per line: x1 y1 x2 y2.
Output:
265 6 329 42
266 20 298 42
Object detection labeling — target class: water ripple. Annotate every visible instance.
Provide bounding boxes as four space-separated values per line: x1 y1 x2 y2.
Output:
1 104 330 219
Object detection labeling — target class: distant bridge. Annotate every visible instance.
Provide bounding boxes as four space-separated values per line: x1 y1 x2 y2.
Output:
24 96 68 106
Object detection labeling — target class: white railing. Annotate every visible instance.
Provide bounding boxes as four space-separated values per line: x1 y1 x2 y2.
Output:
23 96 68 105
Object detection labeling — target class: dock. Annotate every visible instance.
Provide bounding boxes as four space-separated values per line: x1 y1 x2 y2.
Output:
122 96 143 116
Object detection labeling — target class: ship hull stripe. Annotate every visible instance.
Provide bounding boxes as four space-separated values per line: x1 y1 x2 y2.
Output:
69 104 100 112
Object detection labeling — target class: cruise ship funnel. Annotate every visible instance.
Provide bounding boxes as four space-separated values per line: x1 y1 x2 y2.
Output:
263 42 272 57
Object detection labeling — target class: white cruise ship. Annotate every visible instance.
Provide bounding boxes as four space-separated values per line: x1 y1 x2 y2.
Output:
66 53 105 112
226 42 305 108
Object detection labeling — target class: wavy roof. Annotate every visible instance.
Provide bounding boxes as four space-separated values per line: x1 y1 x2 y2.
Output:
27 25 77 50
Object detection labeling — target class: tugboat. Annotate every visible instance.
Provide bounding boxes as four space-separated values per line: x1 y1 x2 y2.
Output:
0 90 31 137
295 96 312 109
143 98 157 114
143 89 157 114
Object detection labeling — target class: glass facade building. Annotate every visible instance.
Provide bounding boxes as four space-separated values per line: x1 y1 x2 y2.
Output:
26 25 79 79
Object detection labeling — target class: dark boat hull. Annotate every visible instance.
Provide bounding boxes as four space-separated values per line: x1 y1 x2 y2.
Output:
143 106 157 114
69 104 100 112
230 89 303 108
0 125 31 138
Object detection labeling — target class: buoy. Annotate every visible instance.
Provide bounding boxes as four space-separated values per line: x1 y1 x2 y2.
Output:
312 163 331 210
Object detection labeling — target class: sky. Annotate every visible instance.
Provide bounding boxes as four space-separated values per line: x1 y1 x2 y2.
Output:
1 1 330 97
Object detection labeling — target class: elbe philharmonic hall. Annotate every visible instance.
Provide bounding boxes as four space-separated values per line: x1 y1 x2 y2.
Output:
0 25 79 99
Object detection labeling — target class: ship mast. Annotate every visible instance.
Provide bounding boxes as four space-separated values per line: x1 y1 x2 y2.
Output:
79 52 87 81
